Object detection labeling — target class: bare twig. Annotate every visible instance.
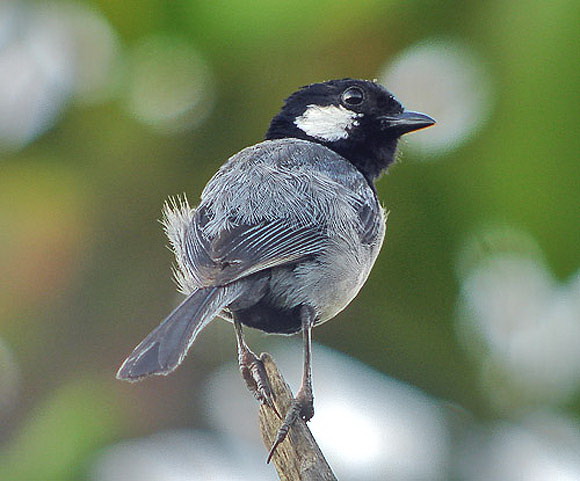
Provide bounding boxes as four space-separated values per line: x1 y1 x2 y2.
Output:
258 353 337 481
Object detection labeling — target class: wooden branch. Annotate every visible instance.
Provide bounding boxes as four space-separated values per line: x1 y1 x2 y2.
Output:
258 353 338 481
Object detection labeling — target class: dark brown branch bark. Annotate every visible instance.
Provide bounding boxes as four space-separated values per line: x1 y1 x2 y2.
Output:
258 353 338 481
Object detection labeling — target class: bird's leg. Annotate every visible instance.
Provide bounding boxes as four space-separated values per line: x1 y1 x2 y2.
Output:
234 319 277 415
267 305 316 463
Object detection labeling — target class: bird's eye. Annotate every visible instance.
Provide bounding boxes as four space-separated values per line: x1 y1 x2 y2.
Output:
341 87 365 107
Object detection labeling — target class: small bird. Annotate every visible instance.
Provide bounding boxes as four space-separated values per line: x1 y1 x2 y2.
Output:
117 78 434 460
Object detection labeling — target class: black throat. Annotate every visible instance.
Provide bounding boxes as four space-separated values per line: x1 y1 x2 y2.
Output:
325 135 399 183
266 113 399 184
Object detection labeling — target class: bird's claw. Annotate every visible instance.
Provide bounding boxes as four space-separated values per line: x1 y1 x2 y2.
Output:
267 389 314 463
239 351 280 418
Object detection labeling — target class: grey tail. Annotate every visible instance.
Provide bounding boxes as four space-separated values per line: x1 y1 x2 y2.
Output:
116 284 242 381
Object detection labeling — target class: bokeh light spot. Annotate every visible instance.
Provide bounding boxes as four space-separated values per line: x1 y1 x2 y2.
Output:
381 38 493 157
458 413 580 481
125 36 214 134
311 401 383 466
456 227 580 408
91 430 272 481
0 1 119 151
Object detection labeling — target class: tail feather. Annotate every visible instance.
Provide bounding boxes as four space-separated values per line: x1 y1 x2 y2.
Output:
117 284 242 381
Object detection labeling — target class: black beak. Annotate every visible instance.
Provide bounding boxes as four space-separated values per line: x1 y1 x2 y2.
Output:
379 110 436 134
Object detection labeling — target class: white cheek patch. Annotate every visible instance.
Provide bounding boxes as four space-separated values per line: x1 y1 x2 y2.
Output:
294 104 362 142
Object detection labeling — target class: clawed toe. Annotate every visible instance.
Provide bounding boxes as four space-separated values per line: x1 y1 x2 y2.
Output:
239 351 279 417
267 390 314 463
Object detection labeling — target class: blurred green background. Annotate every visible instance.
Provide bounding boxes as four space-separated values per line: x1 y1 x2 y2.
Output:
1 0 579 480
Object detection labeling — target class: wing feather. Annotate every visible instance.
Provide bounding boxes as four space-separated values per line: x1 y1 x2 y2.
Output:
184 215 327 287
163 140 383 292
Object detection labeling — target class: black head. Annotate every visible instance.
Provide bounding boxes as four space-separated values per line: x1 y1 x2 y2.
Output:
266 79 435 182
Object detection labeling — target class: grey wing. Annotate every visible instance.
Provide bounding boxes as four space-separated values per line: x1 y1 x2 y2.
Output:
353 196 384 246
168 139 382 290
183 205 328 287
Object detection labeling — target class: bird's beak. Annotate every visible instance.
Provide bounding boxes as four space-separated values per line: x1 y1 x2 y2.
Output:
379 110 436 134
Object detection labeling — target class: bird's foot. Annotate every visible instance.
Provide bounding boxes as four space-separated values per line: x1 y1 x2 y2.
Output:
239 351 279 417
267 387 314 463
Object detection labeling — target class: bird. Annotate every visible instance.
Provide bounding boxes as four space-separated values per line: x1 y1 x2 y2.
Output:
116 78 435 460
